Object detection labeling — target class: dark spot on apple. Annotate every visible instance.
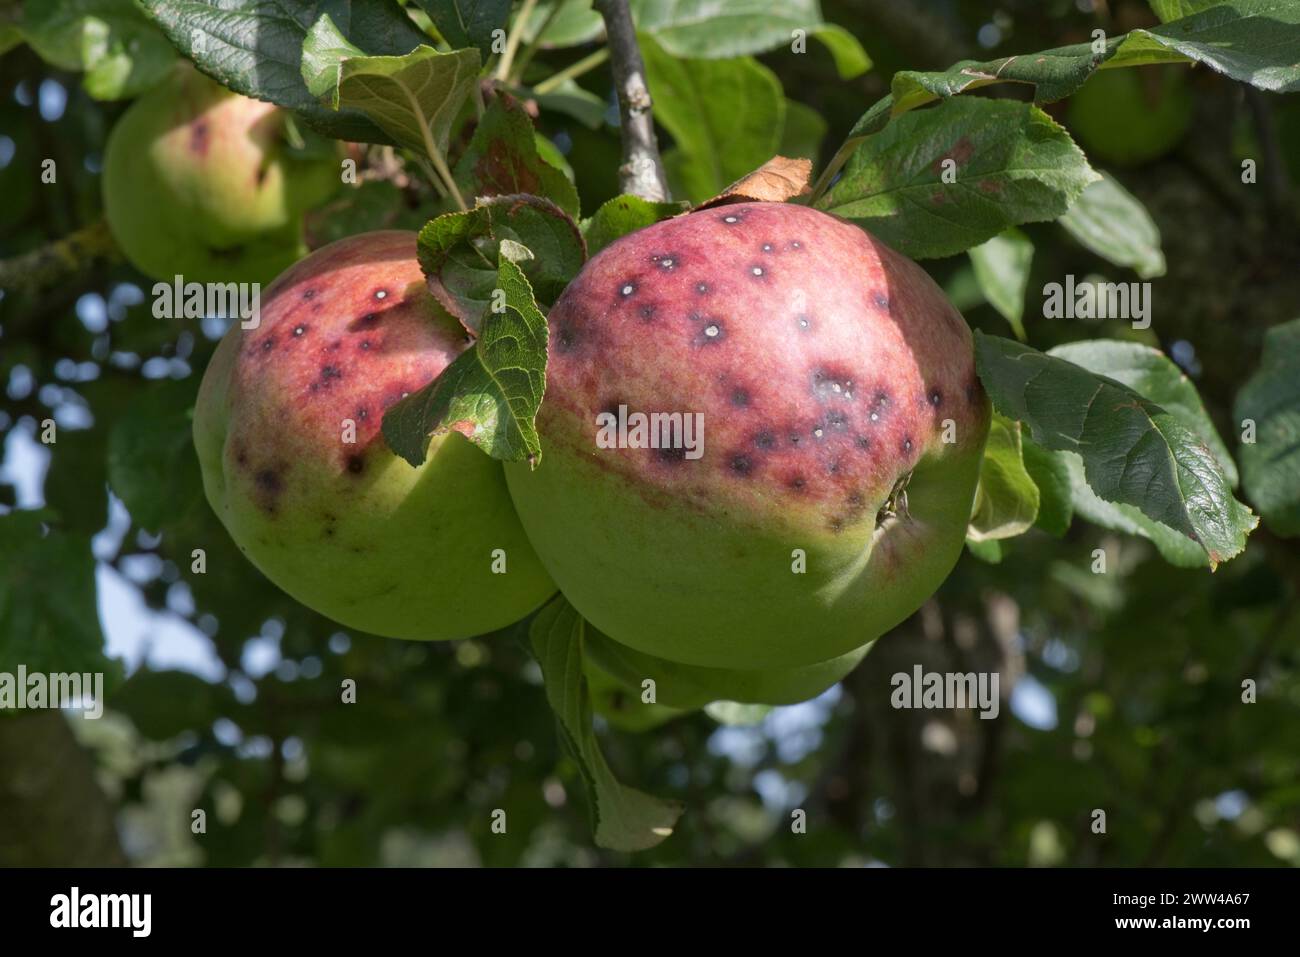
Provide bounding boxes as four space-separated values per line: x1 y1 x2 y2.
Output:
373 289 388 301
294 324 308 337
695 281 710 294
721 213 742 225
874 292 889 309
302 288 317 301
555 320 579 353
747 264 767 279
356 406 368 421
651 253 679 270
618 280 637 298
754 430 775 450
693 320 725 346
260 337 274 353
359 340 372 351
902 437 913 454
655 445 687 466
731 387 750 407
929 389 943 407
638 303 657 322
189 120 209 156
729 453 754 476
855 435 871 450
787 474 807 492
796 314 812 331
346 454 365 475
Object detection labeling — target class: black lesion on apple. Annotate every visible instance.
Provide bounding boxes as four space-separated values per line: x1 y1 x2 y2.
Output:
694 281 711 295
293 324 308 337
253 468 284 514
655 445 687 466
728 453 754 477
691 318 726 347
731 387 750 408
811 366 856 402
349 313 382 332
650 253 680 271
309 364 342 393
554 319 580 354
873 292 890 310
928 389 943 408
301 288 317 301
345 454 365 476
786 474 807 493
868 389 890 423
753 430 776 450
638 303 657 323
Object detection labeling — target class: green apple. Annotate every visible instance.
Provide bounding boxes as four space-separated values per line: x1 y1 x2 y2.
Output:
506 202 989 669
1066 66 1193 167
193 230 556 640
103 63 339 285
585 627 870 710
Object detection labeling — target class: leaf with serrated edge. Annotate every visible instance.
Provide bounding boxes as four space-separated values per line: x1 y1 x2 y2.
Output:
383 254 546 466
1050 339 1236 486
974 332 1256 568
819 98 1098 260
139 0 430 143
529 594 684 851
581 195 688 256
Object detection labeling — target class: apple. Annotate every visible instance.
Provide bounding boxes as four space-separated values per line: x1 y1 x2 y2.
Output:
506 202 989 669
1066 66 1193 167
585 626 869 710
193 230 555 640
103 63 338 285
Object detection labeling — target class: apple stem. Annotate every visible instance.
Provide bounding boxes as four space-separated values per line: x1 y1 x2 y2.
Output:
594 0 671 202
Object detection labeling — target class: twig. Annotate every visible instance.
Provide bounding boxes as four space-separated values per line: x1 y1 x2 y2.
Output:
593 0 670 202
509 0 568 84
496 0 539 82
0 220 119 299
532 47 609 96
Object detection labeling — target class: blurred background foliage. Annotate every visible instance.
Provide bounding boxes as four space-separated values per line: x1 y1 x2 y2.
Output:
1 0 1299 866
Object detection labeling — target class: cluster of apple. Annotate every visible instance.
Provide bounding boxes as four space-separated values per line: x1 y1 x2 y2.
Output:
108 67 990 725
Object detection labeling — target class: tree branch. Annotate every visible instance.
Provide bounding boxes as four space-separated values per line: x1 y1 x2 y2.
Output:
0 220 119 300
593 0 671 202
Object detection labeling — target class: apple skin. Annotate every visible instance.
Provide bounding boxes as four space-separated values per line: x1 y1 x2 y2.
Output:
585 627 869 710
585 655 687 733
193 231 556 640
506 202 989 670
103 64 338 285
1066 66 1193 167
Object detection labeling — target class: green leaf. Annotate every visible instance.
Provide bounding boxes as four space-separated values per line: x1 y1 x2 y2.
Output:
969 228 1034 339
822 0 1300 194
974 332 1256 568
1234 318 1300 535
810 23 871 79
640 35 784 203
968 414 1040 542
0 510 118 682
416 0 510 57
529 78 607 128
524 0 603 47
966 537 1005 563
454 92 580 217
582 194 686 256
383 252 548 466
1049 339 1237 487
23 0 176 100
106 378 203 533
418 194 585 326
1059 173 1166 279
1149 0 1224 22
818 98 1099 260
528 594 683 851
633 0 851 62
1061 452 1210 566
140 0 430 143
1022 435 1074 537
305 32 481 159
